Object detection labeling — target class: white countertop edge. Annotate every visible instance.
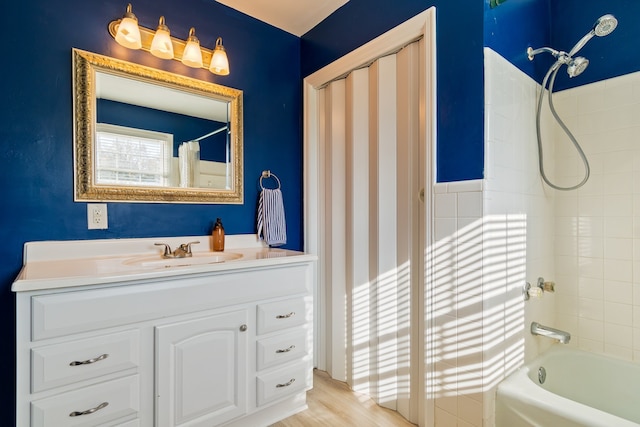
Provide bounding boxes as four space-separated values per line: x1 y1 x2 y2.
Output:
12 252 317 293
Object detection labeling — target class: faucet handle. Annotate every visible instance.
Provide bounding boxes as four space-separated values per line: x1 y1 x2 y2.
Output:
154 243 172 257
180 241 200 255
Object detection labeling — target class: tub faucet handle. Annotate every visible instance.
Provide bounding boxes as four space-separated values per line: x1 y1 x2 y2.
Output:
538 277 555 292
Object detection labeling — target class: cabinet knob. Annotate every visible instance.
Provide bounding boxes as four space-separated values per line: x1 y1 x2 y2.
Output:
239 324 248 332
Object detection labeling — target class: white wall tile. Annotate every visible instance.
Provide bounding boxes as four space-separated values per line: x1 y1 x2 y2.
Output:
579 318 604 341
604 259 633 282
435 193 457 218
604 323 633 348
458 192 484 218
604 238 633 260
603 193 633 215
579 298 604 321
604 302 633 326
604 216 633 238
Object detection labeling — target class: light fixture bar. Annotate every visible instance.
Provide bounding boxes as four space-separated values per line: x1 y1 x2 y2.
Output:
108 19 217 70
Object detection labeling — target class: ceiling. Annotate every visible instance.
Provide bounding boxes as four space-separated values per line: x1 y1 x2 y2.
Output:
215 0 349 37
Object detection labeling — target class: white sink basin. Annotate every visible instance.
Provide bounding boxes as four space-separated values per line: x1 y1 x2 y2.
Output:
123 252 243 268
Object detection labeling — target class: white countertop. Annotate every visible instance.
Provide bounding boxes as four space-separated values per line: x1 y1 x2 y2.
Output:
12 234 316 292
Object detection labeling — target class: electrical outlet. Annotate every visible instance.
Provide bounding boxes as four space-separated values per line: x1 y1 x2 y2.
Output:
87 203 108 229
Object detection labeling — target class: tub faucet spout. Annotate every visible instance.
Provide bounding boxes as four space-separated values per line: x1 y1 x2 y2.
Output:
530 322 571 344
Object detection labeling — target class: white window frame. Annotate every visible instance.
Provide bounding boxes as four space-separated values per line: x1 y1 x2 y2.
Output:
95 123 173 187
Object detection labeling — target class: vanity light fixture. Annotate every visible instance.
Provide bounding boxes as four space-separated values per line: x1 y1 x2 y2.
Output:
150 16 174 59
108 3 231 76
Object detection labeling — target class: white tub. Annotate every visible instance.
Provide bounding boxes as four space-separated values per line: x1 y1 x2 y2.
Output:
496 345 640 427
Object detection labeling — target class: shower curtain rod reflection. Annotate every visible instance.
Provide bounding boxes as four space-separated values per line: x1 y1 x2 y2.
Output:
188 125 228 142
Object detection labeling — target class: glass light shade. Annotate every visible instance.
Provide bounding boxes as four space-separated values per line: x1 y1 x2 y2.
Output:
115 4 141 50
181 28 203 68
209 38 230 75
150 17 174 59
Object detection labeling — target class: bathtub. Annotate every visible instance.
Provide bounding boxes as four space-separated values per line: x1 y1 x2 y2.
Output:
496 345 640 427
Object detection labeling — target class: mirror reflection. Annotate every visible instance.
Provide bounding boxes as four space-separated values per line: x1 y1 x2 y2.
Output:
73 48 243 204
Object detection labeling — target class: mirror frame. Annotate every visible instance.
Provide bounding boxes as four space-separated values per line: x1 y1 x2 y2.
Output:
72 48 243 204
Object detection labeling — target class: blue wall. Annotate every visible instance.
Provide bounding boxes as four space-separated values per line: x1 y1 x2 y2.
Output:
301 0 486 183
0 0 301 421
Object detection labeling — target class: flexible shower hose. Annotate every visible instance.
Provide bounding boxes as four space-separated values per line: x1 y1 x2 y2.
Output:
536 63 591 191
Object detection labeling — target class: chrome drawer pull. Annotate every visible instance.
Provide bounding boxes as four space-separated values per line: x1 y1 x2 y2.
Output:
276 312 295 319
69 401 109 417
276 345 296 354
276 378 296 388
69 353 109 366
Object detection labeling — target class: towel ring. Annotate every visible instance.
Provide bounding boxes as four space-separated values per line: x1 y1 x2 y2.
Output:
260 170 281 190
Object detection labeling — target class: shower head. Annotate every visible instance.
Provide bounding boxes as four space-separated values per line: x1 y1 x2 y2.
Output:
569 14 617 57
567 57 589 78
594 14 618 37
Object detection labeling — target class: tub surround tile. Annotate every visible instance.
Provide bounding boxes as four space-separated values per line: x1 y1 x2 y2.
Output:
604 301 633 326
604 323 633 349
559 77 640 365
605 281 633 303
603 258 633 282
578 298 604 321
578 337 604 353
579 318 604 342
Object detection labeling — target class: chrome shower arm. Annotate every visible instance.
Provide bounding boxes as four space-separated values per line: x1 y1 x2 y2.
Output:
527 46 560 60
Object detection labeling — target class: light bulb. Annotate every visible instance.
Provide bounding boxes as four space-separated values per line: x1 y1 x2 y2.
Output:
150 16 174 59
181 28 203 68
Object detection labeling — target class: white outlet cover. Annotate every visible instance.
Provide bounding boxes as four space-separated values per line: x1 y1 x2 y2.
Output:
87 203 108 230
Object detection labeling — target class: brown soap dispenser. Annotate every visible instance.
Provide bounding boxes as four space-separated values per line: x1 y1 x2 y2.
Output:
212 218 225 251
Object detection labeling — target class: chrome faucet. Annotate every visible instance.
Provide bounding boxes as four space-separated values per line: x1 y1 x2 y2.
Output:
530 322 571 344
154 241 200 259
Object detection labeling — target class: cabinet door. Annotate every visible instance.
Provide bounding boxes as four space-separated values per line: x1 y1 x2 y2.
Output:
155 310 248 427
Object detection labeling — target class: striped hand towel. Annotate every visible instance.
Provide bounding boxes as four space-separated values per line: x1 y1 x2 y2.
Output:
257 188 287 246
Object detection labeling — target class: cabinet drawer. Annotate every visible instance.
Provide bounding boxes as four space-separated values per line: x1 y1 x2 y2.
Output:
256 361 311 407
31 375 139 427
257 297 308 335
31 330 139 393
257 329 309 371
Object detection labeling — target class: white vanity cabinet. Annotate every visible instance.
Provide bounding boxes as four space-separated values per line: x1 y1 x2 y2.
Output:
14 240 315 427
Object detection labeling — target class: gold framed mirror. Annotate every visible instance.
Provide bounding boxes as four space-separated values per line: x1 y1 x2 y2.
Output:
73 48 243 204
